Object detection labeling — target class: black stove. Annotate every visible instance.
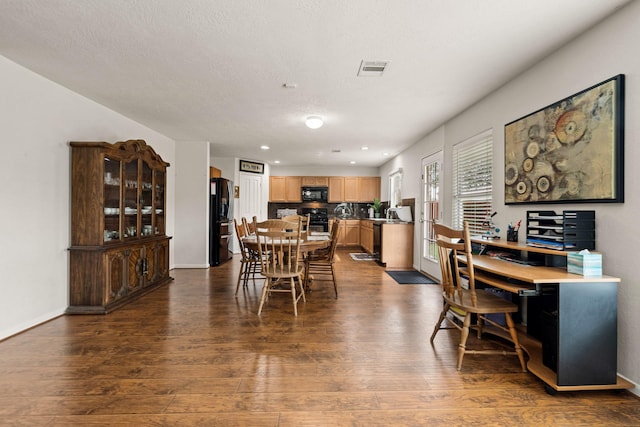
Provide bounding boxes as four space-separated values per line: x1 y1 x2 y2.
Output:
301 207 329 232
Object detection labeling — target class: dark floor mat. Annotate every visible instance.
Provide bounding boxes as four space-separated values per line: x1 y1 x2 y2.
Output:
386 270 437 284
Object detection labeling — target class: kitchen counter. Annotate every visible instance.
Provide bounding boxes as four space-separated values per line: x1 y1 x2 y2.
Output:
376 221 414 270
362 218 413 224
332 216 413 224
326 218 414 266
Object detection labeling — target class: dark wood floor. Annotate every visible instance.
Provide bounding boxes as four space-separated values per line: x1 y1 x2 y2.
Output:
1 249 639 426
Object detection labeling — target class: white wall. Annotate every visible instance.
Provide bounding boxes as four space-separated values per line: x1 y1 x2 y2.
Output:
380 1 640 390
0 55 176 339
379 126 445 271
174 141 210 268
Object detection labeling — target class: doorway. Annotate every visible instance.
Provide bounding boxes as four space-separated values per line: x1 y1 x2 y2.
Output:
236 172 263 251
420 151 442 279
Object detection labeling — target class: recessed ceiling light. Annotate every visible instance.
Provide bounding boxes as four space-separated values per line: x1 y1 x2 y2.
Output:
260 145 270 150
274 160 280 164
383 152 390 156
361 146 369 150
350 161 356 164
305 116 324 129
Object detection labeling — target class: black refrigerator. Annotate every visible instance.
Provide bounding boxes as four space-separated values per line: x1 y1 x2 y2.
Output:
209 178 233 266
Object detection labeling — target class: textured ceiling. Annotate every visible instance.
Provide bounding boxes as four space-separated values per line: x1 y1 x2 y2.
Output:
0 0 631 167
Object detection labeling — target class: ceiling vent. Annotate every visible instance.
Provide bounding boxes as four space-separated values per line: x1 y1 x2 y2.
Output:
357 60 390 77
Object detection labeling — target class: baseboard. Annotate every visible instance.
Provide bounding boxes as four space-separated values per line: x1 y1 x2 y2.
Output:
172 264 210 269
618 373 639 397
0 308 66 341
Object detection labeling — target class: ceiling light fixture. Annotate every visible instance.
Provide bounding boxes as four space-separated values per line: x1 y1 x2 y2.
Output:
305 116 324 129
260 145 270 150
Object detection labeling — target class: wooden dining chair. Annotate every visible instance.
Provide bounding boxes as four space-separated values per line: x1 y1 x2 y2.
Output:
430 221 527 372
255 218 306 316
282 214 310 239
242 216 257 236
233 218 261 295
304 219 340 298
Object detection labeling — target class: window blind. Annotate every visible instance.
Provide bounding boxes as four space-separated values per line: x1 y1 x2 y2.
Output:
452 130 493 235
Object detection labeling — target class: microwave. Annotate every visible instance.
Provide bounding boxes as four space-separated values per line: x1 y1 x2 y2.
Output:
301 186 328 202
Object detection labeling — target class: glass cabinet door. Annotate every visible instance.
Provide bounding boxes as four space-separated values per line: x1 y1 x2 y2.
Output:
154 169 165 235
103 156 121 242
141 161 153 237
123 159 139 238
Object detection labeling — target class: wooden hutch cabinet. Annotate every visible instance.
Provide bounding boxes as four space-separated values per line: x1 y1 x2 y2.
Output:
67 139 172 314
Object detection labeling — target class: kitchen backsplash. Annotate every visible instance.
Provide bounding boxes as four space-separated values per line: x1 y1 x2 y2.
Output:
268 198 415 221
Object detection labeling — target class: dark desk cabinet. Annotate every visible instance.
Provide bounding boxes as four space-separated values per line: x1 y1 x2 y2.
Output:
535 282 617 386
469 236 628 392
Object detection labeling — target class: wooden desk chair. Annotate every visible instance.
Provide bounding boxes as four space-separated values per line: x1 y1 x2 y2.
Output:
430 221 526 372
304 219 340 298
233 219 261 295
255 218 306 316
282 214 310 238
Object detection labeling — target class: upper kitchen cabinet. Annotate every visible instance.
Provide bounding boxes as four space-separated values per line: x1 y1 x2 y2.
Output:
286 176 302 201
359 177 380 202
345 177 380 202
344 177 359 202
269 176 302 202
328 177 344 202
68 139 172 314
301 176 329 186
270 176 286 201
271 175 380 203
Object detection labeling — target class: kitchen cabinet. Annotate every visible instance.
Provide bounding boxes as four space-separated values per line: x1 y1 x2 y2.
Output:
269 176 302 202
328 176 344 202
330 219 361 247
344 220 360 246
271 175 380 203
302 176 329 186
344 177 359 202
344 177 380 202
270 176 286 201
285 176 302 201
68 139 172 314
359 177 380 202
360 220 374 254
380 223 414 270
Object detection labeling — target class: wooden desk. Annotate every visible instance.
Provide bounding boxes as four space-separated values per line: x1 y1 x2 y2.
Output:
460 241 631 393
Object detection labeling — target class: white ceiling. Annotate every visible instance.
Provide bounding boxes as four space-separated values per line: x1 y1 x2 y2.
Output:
0 0 631 167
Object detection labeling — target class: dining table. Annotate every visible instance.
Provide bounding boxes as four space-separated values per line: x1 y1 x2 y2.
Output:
241 232 331 289
241 233 331 255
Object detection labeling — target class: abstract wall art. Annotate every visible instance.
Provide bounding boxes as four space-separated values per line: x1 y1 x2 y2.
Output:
504 75 624 204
